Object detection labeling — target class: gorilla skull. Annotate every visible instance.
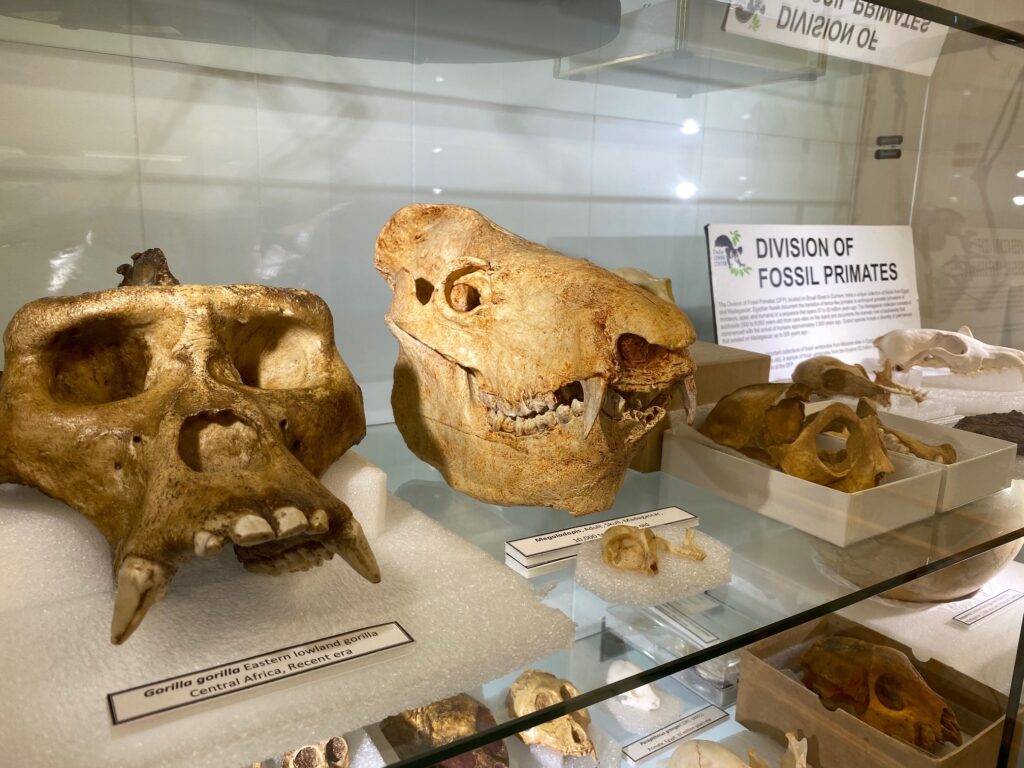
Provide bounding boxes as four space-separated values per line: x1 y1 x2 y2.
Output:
375 205 697 515
0 250 379 643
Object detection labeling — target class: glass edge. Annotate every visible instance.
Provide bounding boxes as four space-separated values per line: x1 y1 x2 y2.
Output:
868 0 1023 47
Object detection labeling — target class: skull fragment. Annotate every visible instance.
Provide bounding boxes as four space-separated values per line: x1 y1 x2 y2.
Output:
380 692 509 768
0 249 380 643
375 204 697 515
669 732 806 768
507 669 595 757
278 737 350 768
602 524 705 575
801 636 962 750
791 355 924 405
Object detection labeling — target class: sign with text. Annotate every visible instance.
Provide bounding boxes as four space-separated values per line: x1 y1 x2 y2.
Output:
706 224 920 381
952 589 1024 628
723 0 948 76
108 622 413 725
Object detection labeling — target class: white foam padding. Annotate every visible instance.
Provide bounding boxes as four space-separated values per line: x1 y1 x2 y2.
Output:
574 526 731 606
0 488 574 768
321 450 388 539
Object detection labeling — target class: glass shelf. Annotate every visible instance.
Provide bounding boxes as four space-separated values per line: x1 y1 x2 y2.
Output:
279 423 1024 768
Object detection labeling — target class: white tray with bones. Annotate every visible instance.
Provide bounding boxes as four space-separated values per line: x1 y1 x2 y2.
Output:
661 408 943 548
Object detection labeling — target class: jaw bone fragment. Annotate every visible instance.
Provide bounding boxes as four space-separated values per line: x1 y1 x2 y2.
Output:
0 249 379 643
874 326 1024 377
792 355 924 405
376 204 698 515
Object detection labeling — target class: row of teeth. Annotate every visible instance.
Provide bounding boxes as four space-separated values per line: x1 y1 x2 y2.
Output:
193 506 330 557
241 542 333 575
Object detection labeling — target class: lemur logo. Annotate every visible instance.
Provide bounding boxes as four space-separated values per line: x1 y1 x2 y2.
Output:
713 230 751 277
733 0 766 31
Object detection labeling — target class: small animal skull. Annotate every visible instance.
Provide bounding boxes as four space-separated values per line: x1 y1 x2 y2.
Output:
874 326 1024 376
0 249 379 643
605 659 660 712
376 205 697 515
601 524 705 575
791 356 924 406
380 692 509 768
507 669 595 758
801 636 962 750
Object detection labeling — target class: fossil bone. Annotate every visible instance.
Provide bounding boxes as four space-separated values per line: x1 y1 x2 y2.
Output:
792 355 924 405
0 249 379 643
855 400 956 465
874 326 1024 377
801 636 962 750
279 737 350 768
507 669 595 757
670 733 806 768
376 204 697 515
611 266 676 303
380 693 509 768
601 524 705 575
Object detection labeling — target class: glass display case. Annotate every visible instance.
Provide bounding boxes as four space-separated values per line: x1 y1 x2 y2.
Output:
0 1 1023 767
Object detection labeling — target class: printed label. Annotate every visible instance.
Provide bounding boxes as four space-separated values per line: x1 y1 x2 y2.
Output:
506 507 696 562
622 705 729 763
108 622 413 725
653 604 720 645
952 589 1024 627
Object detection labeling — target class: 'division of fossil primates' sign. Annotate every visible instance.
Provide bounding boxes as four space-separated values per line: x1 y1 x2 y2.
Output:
723 0 949 76
704 224 920 381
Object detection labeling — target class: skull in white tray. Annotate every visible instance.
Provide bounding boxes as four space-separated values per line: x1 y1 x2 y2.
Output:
791 355 924 405
874 326 1024 376
375 204 698 515
0 249 379 644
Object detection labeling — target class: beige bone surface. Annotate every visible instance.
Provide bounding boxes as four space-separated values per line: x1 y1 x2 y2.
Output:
376 204 697 515
507 669 596 757
874 326 1024 376
0 249 378 643
792 355 924 405
601 524 706 576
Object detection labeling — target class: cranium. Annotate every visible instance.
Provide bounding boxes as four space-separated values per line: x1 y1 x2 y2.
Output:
380 692 509 768
375 204 697 515
700 385 895 492
601 524 705 575
278 737 349 768
507 669 595 758
670 733 806 768
791 355 924 405
0 249 379 643
801 636 962 750
605 659 660 711
874 326 1024 376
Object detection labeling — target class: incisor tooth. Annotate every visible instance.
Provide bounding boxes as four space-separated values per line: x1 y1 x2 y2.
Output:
231 514 275 546
582 376 607 438
308 509 330 534
272 506 308 538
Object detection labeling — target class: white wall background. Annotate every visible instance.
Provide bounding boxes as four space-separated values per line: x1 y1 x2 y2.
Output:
0 4 871 422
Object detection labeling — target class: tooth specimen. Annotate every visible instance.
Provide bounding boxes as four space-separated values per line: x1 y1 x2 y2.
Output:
376 204 698 515
0 248 379 643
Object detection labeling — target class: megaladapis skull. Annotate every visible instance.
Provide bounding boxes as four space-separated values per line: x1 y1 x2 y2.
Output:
375 204 697 515
0 250 379 643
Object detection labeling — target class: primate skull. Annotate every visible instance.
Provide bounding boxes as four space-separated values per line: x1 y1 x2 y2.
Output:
376 205 697 515
0 250 379 643
507 669 595 758
801 636 962 750
791 356 924 406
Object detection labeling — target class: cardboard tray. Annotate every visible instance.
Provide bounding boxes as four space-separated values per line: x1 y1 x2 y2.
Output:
661 410 943 546
735 615 1008 768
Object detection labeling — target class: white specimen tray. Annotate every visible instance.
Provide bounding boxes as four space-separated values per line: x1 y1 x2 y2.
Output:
805 403 1017 512
661 409 943 547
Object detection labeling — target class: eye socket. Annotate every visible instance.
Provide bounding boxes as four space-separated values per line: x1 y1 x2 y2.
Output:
444 266 489 313
48 318 152 404
222 315 325 390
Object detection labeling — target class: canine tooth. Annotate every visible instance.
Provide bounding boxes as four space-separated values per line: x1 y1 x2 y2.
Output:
231 514 275 545
581 376 607 438
308 509 330 534
556 404 572 423
324 517 380 583
682 374 697 425
272 506 309 538
110 556 171 645
571 398 584 416
193 530 223 557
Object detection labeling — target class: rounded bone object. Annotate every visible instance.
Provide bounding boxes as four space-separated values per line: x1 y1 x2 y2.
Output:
507 669 596 757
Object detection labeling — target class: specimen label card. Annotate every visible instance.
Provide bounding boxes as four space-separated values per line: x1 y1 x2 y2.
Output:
722 0 948 76
108 622 413 725
506 506 697 566
705 224 920 381
622 705 729 763
952 589 1024 628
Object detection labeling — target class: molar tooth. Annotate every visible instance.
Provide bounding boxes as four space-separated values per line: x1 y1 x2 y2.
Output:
539 412 556 428
522 419 538 435
571 398 584 416
556 404 572 423
514 418 525 436
518 399 532 417
581 376 607 438
308 509 330 534
501 417 516 433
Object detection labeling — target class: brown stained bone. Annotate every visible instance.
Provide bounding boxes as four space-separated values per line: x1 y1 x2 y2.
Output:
601 524 705 576
507 670 596 758
0 253 379 643
380 693 509 768
855 400 956 465
375 204 697 515
792 356 925 406
281 737 350 768
801 636 962 750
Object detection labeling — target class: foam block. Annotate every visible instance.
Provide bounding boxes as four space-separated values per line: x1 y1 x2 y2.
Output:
574 525 731 606
321 450 388 539
0 491 574 768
